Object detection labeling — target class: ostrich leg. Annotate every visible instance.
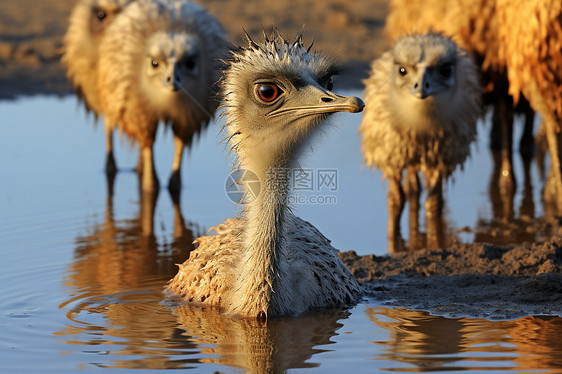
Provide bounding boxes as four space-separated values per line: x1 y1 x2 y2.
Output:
543 112 562 215
518 98 535 158
168 135 184 194
105 121 117 176
140 145 159 192
497 95 516 197
405 167 421 250
425 169 444 249
387 175 405 253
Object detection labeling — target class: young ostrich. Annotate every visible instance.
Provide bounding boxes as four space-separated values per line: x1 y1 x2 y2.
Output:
384 0 536 199
359 34 481 252
98 0 228 192
166 33 364 318
62 0 133 174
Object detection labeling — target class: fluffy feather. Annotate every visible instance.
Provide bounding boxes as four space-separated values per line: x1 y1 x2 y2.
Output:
62 0 133 115
360 34 481 178
97 0 228 191
359 34 481 251
496 0 562 208
167 33 363 318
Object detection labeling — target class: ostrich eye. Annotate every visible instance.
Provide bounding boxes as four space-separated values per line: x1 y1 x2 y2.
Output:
439 64 453 78
96 9 107 21
256 84 281 102
399 66 407 76
151 59 159 68
183 59 196 70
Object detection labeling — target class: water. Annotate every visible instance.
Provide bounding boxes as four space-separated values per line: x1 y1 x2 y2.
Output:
1 95 561 373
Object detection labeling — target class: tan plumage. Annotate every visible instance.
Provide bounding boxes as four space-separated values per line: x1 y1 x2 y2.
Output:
167 33 364 318
97 0 228 192
359 34 481 251
62 0 133 174
385 0 502 84
62 0 133 115
496 0 562 210
385 0 562 211
384 0 535 203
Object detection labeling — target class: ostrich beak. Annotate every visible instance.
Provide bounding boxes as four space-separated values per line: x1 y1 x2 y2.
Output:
267 85 364 118
162 61 181 92
412 69 439 99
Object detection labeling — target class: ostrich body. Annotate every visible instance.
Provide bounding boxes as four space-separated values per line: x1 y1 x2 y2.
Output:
496 0 562 212
98 0 227 192
62 0 133 174
167 33 364 318
359 34 481 251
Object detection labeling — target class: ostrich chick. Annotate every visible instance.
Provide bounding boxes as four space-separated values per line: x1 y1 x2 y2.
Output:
98 0 228 192
359 34 481 251
62 0 133 174
167 33 364 318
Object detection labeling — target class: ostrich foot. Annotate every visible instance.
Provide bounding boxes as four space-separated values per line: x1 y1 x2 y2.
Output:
168 170 182 195
106 151 117 176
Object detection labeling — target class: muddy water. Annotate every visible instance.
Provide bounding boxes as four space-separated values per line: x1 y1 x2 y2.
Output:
1 95 561 372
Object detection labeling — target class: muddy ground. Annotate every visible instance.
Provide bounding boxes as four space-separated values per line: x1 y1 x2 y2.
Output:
341 231 562 319
2 0 562 319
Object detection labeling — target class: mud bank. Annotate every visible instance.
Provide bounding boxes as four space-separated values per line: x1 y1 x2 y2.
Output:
341 236 562 319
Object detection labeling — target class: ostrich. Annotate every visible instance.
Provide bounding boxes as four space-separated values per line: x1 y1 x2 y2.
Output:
166 32 364 318
62 0 134 174
384 0 536 198
358 34 481 252
495 0 562 213
98 0 228 192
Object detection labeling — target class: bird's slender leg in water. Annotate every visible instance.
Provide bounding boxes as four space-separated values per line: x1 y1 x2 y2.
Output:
140 189 158 237
519 155 535 219
489 149 514 219
543 113 562 215
137 155 143 174
497 95 516 197
170 190 186 239
168 135 184 194
405 167 421 250
105 121 117 176
387 175 405 253
519 103 535 158
535 122 548 181
140 145 159 192
425 169 444 249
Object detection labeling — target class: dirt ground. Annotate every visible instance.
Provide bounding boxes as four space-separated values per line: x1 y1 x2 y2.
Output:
2 0 561 319
341 233 562 319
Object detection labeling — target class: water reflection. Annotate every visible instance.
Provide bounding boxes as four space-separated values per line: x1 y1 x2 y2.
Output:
399 141 560 251
172 305 349 373
56 188 201 369
392 179 456 253
367 307 562 372
56 187 349 371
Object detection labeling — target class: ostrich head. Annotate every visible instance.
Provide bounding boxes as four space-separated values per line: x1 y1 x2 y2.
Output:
388 34 462 132
222 32 364 175
87 0 132 40
142 31 208 114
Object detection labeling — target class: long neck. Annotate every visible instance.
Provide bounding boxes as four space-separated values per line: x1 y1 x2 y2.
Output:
232 150 292 317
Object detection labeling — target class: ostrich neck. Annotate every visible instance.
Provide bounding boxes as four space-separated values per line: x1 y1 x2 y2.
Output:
234 150 293 316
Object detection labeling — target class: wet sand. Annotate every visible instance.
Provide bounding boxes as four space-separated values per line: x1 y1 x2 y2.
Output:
2 0 561 319
341 230 562 319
